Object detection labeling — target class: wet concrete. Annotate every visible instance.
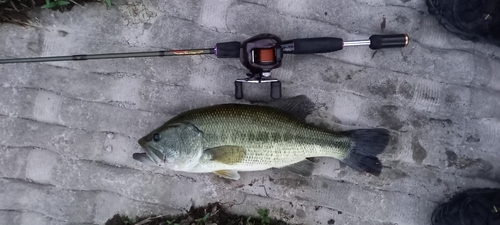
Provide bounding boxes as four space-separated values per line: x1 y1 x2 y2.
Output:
1 0 500 224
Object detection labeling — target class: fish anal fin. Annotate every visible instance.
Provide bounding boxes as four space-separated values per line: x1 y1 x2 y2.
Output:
205 145 246 165
306 157 319 162
214 170 240 180
281 160 315 177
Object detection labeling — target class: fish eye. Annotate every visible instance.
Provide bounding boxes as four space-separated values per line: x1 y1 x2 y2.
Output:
153 133 161 142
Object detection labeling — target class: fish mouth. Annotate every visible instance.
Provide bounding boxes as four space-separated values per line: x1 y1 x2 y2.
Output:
137 137 164 165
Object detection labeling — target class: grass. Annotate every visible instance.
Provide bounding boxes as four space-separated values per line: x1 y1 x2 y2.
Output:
41 0 71 9
104 202 294 225
0 0 111 26
257 209 271 224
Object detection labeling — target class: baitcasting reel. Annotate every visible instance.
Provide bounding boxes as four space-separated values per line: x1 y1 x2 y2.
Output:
0 32 409 99
217 33 409 99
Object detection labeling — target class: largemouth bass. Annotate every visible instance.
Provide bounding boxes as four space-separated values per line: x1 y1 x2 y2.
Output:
133 95 390 180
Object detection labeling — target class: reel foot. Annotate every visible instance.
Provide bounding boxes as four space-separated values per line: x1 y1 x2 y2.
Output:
234 77 282 100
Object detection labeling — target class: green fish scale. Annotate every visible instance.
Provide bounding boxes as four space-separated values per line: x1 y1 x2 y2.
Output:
168 104 352 167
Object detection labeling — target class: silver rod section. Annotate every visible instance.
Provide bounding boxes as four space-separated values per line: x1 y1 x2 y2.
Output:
343 40 371 47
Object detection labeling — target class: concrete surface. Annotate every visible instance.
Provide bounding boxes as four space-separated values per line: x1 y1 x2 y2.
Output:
1 0 500 224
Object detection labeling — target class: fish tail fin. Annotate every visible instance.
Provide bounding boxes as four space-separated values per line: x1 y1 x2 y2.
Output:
340 128 390 176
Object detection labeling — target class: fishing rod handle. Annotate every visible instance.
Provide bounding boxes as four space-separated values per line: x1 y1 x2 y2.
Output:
281 37 344 54
369 34 409 49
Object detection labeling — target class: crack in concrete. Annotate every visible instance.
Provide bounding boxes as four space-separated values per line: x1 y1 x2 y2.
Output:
421 162 500 184
0 177 185 212
343 0 427 14
47 61 236 101
217 188 383 224
385 4 426 14
314 171 440 205
232 0 348 39
0 143 197 187
411 38 500 65
40 61 230 95
166 15 233 35
0 113 135 140
410 27 500 60
0 143 174 176
312 52 500 96
9 85 160 115
260 190 400 224
0 208 88 224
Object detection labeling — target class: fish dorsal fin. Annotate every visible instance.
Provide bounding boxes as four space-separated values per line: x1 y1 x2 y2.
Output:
264 95 316 121
214 170 240 180
205 146 246 165
280 160 315 177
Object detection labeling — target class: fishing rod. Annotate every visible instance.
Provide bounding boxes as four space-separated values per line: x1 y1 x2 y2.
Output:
0 33 409 99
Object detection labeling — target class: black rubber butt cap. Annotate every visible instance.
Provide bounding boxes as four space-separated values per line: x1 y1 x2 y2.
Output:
215 41 241 58
369 34 409 49
291 37 343 54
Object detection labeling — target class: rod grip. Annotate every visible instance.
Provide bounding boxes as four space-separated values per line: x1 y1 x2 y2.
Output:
284 37 343 54
369 34 409 49
215 41 241 58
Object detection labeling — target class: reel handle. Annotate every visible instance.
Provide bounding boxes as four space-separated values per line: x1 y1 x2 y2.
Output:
235 81 244 99
270 81 281 99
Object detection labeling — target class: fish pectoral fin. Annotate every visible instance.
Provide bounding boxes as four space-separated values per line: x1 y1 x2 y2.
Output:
214 170 240 180
132 153 156 166
281 160 315 177
205 145 246 165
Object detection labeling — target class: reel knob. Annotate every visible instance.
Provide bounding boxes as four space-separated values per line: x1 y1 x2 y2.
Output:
270 81 281 99
235 81 244 99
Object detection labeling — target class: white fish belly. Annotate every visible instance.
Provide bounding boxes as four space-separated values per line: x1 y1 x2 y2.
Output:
190 141 346 173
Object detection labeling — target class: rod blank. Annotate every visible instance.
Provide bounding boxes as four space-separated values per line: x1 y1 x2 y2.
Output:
0 48 215 64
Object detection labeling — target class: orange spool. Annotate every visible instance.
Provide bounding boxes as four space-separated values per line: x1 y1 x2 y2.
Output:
257 48 275 63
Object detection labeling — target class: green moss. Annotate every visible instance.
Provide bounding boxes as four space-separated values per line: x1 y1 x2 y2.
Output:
0 0 111 26
104 202 294 225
